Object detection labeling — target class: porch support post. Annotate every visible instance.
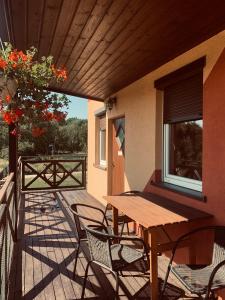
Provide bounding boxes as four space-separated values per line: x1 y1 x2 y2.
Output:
8 123 18 241
8 123 18 174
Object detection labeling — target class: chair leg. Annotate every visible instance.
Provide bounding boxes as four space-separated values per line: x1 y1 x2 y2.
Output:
73 240 80 278
113 271 119 300
126 222 129 235
81 261 92 299
133 221 136 234
159 264 172 300
120 221 125 236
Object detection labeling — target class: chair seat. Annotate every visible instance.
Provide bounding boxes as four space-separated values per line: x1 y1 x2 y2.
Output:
172 264 225 295
111 243 144 270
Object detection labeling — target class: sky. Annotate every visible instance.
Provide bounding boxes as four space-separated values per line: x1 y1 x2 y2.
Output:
65 96 88 119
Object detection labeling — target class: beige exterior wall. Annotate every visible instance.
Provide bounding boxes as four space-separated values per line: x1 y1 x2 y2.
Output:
87 30 225 205
87 100 108 204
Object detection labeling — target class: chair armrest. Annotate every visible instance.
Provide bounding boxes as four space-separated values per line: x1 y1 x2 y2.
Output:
206 259 225 298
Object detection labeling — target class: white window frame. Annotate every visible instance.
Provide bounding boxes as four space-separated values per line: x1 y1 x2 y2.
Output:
163 124 202 192
99 128 106 166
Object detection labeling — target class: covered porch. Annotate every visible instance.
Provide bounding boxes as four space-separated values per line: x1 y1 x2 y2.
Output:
1 0 225 299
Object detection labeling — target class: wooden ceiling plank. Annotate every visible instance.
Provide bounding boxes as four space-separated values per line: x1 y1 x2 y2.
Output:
56 0 96 68
0 0 10 42
65 0 143 90
9 0 27 49
47 86 103 101
38 0 63 57
49 0 80 64
63 0 130 89
27 0 45 49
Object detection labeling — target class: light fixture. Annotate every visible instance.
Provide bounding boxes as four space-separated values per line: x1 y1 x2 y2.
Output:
105 96 117 111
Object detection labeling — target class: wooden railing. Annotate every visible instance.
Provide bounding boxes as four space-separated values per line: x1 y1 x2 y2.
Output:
0 164 9 180
21 156 87 191
0 173 17 300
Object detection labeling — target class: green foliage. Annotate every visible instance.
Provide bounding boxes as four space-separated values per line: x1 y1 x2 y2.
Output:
18 117 87 155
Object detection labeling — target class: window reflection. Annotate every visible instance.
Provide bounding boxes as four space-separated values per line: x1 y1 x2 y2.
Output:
169 120 202 181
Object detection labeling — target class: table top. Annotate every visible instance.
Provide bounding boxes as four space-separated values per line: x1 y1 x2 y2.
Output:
103 192 213 229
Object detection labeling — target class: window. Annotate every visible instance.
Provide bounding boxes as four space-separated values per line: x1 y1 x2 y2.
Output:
98 115 106 166
155 57 205 191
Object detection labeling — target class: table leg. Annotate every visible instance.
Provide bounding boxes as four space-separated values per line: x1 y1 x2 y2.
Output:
112 206 118 235
149 230 158 300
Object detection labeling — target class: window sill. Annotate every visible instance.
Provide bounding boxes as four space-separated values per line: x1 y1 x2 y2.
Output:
151 181 206 202
93 163 107 171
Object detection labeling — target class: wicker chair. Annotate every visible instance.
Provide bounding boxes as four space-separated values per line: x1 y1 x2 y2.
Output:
160 226 225 300
70 203 110 278
105 190 141 235
81 223 149 299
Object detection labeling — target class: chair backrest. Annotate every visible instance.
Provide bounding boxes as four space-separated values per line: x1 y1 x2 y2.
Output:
106 190 141 211
84 224 113 269
120 190 141 196
212 226 225 265
70 203 106 241
70 204 84 240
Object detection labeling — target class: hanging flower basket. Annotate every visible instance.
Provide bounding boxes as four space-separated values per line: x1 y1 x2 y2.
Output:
0 43 69 137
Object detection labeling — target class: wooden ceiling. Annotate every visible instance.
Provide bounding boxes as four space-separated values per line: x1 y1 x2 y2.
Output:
1 0 225 101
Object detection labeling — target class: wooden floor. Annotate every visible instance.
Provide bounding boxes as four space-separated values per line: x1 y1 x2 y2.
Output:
8 189 199 300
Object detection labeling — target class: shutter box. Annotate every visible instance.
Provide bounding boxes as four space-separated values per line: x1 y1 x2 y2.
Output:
154 57 205 124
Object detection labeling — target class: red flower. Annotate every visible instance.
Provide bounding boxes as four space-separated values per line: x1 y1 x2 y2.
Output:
9 50 19 62
15 108 23 118
42 111 54 121
35 101 41 109
0 58 7 69
3 112 12 124
18 51 28 62
52 65 67 80
3 111 17 124
10 128 18 136
5 95 11 103
54 111 66 122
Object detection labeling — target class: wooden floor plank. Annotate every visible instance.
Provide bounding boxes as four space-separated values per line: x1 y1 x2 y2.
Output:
33 202 46 300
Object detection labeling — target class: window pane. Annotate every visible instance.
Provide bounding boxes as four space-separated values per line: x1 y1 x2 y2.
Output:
100 129 106 161
169 120 202 181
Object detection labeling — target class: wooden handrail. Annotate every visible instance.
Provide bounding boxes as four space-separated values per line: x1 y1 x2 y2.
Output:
0 173 14 204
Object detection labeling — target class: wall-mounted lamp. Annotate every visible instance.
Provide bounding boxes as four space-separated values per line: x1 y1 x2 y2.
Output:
105 96 117 111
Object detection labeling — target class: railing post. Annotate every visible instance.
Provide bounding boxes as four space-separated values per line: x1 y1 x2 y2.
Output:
84 156 87 188
8 124 18 241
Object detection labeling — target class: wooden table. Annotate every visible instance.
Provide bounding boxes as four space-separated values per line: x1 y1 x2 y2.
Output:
103 192 212 300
